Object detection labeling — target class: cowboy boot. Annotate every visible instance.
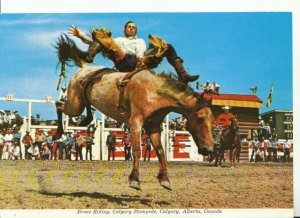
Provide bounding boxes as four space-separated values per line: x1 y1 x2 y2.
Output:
172 58 199 84
85 42 101 63
93 29 125 63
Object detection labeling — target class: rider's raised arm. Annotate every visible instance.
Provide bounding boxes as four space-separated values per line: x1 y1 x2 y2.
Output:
68 25 94 45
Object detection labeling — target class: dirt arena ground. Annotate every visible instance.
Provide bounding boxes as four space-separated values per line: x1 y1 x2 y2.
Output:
0 160 293 209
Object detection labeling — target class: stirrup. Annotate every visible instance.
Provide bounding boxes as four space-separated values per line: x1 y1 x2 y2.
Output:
117 105 126 114
119 79 130 87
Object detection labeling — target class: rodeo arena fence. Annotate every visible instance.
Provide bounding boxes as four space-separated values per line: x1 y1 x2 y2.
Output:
0 94 293 162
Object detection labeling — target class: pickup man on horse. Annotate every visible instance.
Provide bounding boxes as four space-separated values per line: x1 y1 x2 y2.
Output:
68 21 199 85
214 106 240 167
215 106 234 128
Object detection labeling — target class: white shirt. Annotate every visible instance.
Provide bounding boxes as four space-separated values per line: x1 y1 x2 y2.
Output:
56 134 67 143
28 146 39 156
284 142 291 149
4 133 13 142
10 146 20 156
9 114 16 120
115 36 146 59
3 114 10 123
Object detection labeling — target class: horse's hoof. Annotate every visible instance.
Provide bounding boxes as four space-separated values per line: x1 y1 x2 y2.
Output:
129 181 141 190
160 181 172 190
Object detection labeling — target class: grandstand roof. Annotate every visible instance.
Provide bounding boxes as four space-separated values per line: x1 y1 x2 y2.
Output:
197 92 264 108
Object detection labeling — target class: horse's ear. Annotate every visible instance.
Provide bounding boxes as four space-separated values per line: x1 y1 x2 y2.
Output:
196 107 212 119
196 92 206 106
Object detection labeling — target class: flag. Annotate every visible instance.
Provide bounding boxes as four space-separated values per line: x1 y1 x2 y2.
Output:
250 86 257 95
266 83 274 108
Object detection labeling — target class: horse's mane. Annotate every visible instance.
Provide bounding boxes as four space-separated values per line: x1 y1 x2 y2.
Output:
155 71 196 100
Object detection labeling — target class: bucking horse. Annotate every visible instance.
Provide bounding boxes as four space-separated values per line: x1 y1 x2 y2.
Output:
53 36 214 190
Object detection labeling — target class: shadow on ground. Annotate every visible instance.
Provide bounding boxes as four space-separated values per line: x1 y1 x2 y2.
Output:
27 189 153 207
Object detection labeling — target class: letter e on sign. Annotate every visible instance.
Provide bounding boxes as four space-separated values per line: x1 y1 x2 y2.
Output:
6 93 13 101
45 96 52 103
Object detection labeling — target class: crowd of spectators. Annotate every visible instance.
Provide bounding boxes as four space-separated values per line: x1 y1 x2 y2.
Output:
0 126 96 161
169 116 187 131
0 110 23 130
0 108 293 163
248 116 293 163
249 136 292 163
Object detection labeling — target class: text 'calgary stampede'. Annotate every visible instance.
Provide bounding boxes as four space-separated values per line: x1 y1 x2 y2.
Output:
77 208 222 215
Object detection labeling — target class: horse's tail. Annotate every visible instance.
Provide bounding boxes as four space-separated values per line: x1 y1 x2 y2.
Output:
55 34 88 68
54 34 89 90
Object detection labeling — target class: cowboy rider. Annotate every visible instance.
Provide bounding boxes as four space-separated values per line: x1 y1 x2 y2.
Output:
68 20 199 85
215 106 234 128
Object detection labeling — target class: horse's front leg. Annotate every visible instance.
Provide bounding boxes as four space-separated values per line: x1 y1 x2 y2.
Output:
145 125 171 190
215 150 220 167
151 132 171 190
218 145 224 167
232 146 237 168
128 117 143 190
229 145 237 168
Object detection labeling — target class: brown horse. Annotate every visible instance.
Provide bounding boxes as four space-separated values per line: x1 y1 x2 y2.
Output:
54 66 214 190
216 116 241 168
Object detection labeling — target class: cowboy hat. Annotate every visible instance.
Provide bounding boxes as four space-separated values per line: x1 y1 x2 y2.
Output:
222 105 230 110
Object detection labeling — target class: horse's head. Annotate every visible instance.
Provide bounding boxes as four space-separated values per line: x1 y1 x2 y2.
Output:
185 96 214 156
229 116 239 131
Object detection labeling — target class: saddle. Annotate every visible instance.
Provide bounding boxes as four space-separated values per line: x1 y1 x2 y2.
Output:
78 66 145 114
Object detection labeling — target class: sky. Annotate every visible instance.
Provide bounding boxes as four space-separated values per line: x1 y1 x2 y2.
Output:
0 12 293 120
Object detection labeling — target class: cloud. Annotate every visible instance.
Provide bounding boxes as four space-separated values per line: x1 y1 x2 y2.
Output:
22 30 67 48
0 17 64 26
22 29 90 50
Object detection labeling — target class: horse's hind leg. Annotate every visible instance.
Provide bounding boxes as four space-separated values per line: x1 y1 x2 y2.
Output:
54 87 86 139
145 124 171 190
232 147 237 168
54 100 65 140
78 105 94 126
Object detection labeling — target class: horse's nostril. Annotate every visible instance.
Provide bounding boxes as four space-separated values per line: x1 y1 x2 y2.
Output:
198 147 212 156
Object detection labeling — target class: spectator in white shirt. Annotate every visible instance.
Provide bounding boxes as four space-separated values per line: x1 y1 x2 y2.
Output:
2 128 14 159
9 143 20 160
28 142 40 160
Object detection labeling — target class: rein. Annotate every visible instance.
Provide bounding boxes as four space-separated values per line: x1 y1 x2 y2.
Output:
117 67 147 113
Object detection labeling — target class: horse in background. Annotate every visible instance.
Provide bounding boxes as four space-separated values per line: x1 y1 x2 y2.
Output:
54 65 214 190
216 116 241 168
